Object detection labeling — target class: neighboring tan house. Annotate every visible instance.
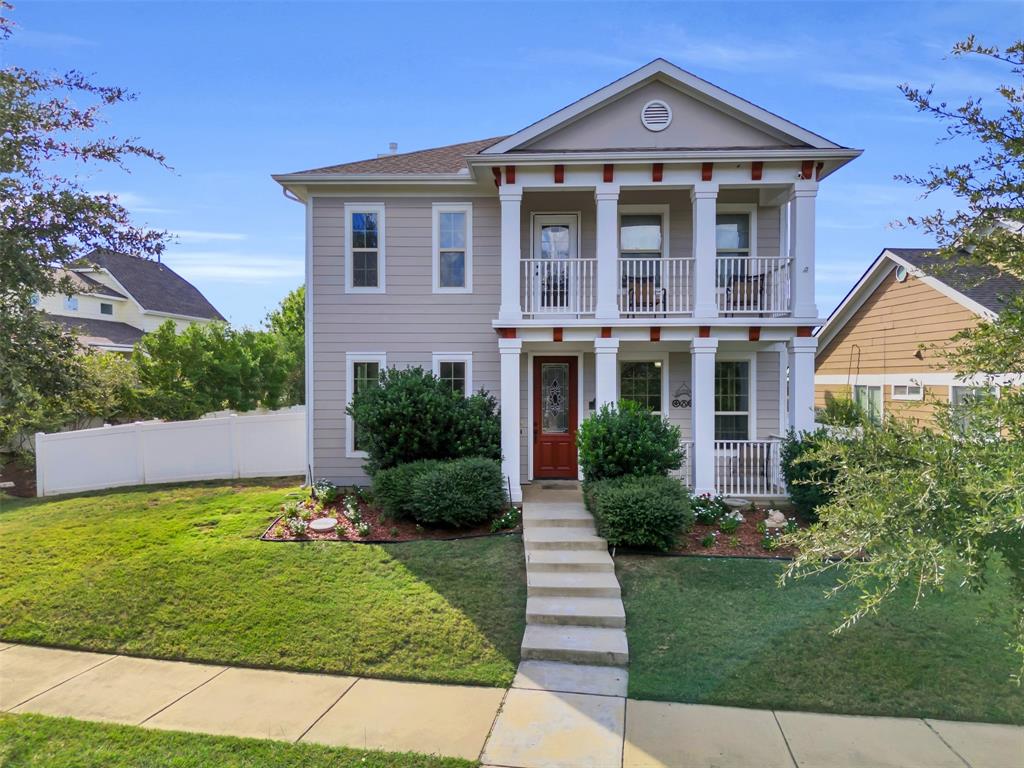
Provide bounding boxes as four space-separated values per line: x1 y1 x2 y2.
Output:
815 247 1022 427
274 59 861 500
35 248 225 352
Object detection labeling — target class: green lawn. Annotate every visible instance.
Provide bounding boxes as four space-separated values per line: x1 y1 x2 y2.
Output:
0 713 475 768
0 480 525 687
618 555 1024 724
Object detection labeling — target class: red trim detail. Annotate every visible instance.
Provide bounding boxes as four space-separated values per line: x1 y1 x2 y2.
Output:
797 326 813 338
701 162 713 182
800 160 814 180
815 161 824 180
650 327 661 342
497 327 517 339
748 326 761 342
600 326 612 339
491 167 501 187
652 163 663 182
505 166 516 184
553 327 563 343
751 161 763 181
554 165 565 184
698 326 711 338
603 164 614 183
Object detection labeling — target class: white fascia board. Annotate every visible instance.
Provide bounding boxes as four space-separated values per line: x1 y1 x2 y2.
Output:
141 309 222 323
467 148 862 166
815 251 892 353
483 59 844 155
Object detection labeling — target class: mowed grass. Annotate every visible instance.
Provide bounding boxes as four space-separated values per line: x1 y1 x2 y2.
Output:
0 480 525 687
619 555 1024 724
0 713 476 768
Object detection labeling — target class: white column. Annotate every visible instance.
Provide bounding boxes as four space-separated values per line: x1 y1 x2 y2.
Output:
499 337 523 502
788 336 818 434
691 182 719 319
790 181 818 319
594 337 619 408
595 185 620 320
691 337 718 496
498 189 523 322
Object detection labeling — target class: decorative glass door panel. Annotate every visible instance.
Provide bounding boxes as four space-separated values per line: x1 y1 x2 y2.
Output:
533 357 578 479
541 363 569 434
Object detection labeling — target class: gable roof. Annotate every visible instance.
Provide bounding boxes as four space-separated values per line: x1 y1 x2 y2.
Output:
289 137 506 177
54 268 127 299
75 249 225 321
816 247 1023 353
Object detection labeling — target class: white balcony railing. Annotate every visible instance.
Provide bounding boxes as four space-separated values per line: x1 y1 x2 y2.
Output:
716 256 792 316
618 257 694 316
673 440 695 486
713 440 786 497
520 258 596 317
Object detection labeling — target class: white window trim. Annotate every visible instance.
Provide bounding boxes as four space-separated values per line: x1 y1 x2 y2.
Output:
891 382 924 401
346 352 387 458
715 203 758 260
618 351 671 416
528 212 582 259
714 353 757 442
618 204 671 259
432 352 473 395
344 203 386 294
432 202 473 294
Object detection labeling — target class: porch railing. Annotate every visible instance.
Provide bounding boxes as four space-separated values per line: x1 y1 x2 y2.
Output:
618 257 694 316
716 256 792 316
520 258 596 317
672 440 695 487
713 440 785 497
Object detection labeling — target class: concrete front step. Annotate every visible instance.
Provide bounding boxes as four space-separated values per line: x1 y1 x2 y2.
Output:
525 549 614 573
523 528 607 551
521 624 629 666
527 571 621 598
522 505 594 529
526 596 626 628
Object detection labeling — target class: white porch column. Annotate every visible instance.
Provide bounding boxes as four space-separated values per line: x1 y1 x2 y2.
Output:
595 184 620 320
691 182 720 319
498 189 523 322
788 336 818 434
594 336 620 408
691 336 718 496
499 337 523 502
790 180 818 319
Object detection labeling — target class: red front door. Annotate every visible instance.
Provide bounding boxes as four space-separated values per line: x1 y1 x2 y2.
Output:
533 356 579 479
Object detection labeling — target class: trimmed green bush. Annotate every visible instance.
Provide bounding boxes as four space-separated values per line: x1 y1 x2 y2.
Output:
577 400 683 481
372 460 442 520
409 458 506 528
585 475 693 551
780 428 840 522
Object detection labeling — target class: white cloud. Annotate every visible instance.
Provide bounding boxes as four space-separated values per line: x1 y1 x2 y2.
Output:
173 230 248 244
96 191 175 215
10 28 95 50
164 251 303 284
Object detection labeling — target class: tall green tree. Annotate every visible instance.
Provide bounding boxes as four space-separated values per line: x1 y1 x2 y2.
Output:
784 38 1024 677
265 285 305 404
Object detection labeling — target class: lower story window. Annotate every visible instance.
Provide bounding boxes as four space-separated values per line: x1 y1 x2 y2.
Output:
715 361 749 440
432 353 472 396
347 354 386 456
620 361 662 413
892 383 923 400
853 384 882 424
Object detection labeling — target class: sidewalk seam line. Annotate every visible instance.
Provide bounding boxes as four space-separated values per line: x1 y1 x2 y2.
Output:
8 652 118 712
137 665 229 726
923 718 973 768
478 684 512 763
294 675 361 744
771 710 800 768
619 696 628 768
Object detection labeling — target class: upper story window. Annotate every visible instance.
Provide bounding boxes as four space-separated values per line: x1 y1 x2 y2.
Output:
432 353 473 395
63 295 79 311
620 361 663 414
432 203 473 293
100 302 113 315
714 361 750 441
715 208 754 261
345 203 385 293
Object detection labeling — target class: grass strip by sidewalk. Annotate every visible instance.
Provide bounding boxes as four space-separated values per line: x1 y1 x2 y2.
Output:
0 713 476 768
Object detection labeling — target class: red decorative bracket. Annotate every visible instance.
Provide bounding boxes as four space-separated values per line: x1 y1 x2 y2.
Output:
698 326 711 338
505 166 516 184
815 161 824 180
800 160 814 180
497 327 517 339
553 327 563 343
603 164 614 183
797 326 813 338
748 326 761 342
650 327 661 342
491 167 501 187
701 162 714 182
554 164 565 184
652 163 663 182
751 161 763 181
600 326 612 339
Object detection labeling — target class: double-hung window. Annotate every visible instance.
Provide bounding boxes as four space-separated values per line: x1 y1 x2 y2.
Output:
345 204 385 292
346 353 386 457
619 361 663 414
619 206 668 314
432 353 473 396
714 361 750 440
433 203 472 293
852 384 882 425
715 206 757 311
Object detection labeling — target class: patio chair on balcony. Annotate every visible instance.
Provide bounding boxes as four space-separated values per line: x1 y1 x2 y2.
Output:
724 273 767 316
621 276 667 318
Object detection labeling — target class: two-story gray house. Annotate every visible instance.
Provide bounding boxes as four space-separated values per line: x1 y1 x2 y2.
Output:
274 60 860 502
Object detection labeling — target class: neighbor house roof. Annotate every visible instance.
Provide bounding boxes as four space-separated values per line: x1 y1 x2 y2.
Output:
53 268 127 299
816 247 1023 353
50 315 145 350
290 137 507 176
75 249 225 321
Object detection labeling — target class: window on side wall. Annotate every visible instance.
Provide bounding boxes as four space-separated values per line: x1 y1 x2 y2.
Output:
345 204 385 292
433 203 472 293
714 361 750 441
619 361 663 414
63 295 79 311
100 302 113 315
852 384 882 425
432 353 473 396
891 383 923 400
347 354 386 456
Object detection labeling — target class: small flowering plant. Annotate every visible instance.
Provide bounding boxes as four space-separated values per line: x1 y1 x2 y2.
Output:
281 501 301 520
491 507 521 533
692 493 729 525
342 495 361 523
286 517 309 537
718 510 745 534
355 521 371 538
312 479 340 504
700 531 718 548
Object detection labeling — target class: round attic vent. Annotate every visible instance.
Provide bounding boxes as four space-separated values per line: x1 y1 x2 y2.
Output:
895 265 909 282
641 100 672 132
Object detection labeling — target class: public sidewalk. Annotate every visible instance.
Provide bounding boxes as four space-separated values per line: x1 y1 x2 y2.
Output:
2 642 1022 767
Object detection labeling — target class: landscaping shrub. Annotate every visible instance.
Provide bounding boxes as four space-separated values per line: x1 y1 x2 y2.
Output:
585 475 693 551
816 393 865 427
577 400 683 481
409 458 506 528
346 367 500 473
780 428 841 522
372 460 442 520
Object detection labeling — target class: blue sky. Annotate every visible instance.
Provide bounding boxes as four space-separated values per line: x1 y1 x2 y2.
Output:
5 1 1019 326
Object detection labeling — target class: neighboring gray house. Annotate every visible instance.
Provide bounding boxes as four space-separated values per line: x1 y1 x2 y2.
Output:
274 59 860 500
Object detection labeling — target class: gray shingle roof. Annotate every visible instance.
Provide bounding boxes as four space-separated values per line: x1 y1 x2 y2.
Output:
77 249 224 321
289 137 507 176
50 315 146 348
888 248 1023 314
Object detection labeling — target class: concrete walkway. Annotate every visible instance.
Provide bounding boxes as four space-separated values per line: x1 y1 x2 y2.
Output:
1 642 1022 766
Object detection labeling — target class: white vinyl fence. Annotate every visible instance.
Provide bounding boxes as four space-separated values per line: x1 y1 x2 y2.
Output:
35 406 305 497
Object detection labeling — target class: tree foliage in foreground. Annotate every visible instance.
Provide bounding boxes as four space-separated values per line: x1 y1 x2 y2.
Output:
783 37 1024 678
264 285 305 405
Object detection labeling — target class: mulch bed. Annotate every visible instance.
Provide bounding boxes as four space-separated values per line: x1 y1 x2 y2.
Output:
673 505 804 559
261 494 521 543
0 455 36 498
